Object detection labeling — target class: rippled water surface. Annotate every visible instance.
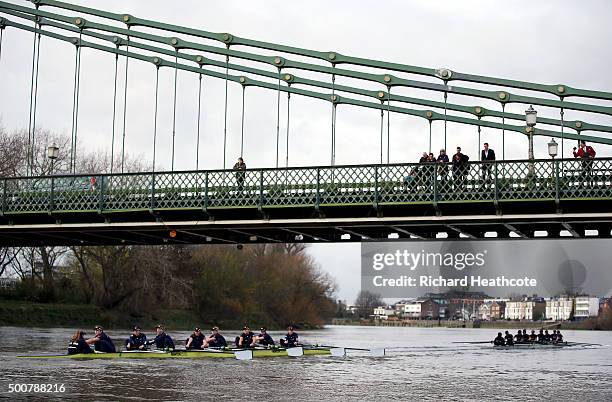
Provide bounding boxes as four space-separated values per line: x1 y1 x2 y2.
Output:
1 326 611 401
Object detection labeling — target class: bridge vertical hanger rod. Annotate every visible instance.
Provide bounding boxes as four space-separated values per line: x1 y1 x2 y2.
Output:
331 71 336 166
30 29 42 176
110 48 119 174
171 50 178 171
443 91 448 151
285 88 291 168
26 10 38 176
379 107 384 164
477 117 481 157
428 120 432 154
152 66 160 172
501 103 506 160
386 87 391 164
276 68 281 168
222 51 229 169
196 72 203 169
120 28 130 174
560 99 565 158
240 84 245 158
69 31 83 174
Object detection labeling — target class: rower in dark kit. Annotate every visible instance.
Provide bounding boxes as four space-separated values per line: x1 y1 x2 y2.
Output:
256 327 275 347
206 326 227 348
537 329 544 342
504 331 514 346
186 327 206 350
493 332 505 346
522 329 529 343
68 330 93 355
149 324 175 350
126 325 147 350
280 325 299 348
514 330 523 343
555 330 564 343
87 325 116 353
544 330 551 343
529 330 537 342
235 326 256 348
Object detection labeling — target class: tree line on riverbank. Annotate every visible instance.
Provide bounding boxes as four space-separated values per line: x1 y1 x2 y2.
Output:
0 126 337 329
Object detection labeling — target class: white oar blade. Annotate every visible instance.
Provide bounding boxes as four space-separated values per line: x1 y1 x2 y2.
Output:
330 347 346 357
287 347 303 357
369 348 386 357
234 350 253 360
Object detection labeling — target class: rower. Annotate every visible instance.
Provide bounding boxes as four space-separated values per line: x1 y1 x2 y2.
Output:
86 325 116 353
514 330 523 343
504 331 514 346
235 326 256 348
280 325 299 348
186 327 206 350
537 329 544 343
555 330 564 343
529 330 537 342
493 332 505 346
68 330 93 355
149 324 175 350
550 330 558 343
522 329 530 343
126 325 147 350
544 330 551 343
206 326 227 348
256 327 275 347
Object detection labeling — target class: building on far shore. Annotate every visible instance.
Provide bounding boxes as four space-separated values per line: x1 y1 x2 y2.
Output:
373 306 396 320
478 300 506 321
505 298 546 321
400 298 440 319
574 297 599 319
546 297 573 321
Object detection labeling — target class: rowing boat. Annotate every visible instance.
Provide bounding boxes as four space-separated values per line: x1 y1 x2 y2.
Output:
494 342 574 349
17 346 331 360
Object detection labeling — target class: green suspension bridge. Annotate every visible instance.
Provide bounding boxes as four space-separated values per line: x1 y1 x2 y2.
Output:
0 0 611 246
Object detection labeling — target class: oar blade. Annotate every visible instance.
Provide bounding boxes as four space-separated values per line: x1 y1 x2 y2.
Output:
234 350 253 360
287 347 304 357
369 348 386 357
330 347 346 357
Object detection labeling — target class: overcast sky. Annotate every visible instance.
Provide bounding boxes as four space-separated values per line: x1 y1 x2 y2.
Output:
1 0 611 302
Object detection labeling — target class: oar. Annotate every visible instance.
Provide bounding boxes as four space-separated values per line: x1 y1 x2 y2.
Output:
451 341 493 344
306 344 385 357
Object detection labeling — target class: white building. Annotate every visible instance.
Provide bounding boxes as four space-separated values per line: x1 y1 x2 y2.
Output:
373 306 395 319
546 297 573 321
574 297 599 319
478 302 492 321
505 300 545 320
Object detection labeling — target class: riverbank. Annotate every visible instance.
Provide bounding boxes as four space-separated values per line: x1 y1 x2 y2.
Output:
331 318 612 330
0 301 203 330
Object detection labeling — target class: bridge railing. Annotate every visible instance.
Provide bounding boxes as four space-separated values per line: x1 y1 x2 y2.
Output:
1 158 611 216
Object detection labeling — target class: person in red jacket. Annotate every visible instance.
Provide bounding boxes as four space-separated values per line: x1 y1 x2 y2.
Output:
573 140 596 182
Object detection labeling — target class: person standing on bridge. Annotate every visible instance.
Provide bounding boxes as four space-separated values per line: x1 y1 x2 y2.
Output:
452 147 469 190
573 140 596 184
233 157 247 193
436 149 450 187
480 142 496 186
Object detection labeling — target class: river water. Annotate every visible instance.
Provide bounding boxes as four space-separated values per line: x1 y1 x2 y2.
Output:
0 325 611 401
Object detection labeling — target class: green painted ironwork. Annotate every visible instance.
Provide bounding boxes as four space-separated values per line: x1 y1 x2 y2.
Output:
29 0 612 101
2 1 612 119
2 17 612 147
2 159 611 217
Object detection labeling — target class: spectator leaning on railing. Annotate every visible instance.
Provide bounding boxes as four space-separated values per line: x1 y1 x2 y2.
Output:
573 140 596 180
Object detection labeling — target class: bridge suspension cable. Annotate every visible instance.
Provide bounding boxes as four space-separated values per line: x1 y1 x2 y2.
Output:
120 28 129 173
110 48 118 174
69 31 82 174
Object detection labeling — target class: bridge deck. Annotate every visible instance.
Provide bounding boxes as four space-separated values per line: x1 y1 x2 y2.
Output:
0 158 611 245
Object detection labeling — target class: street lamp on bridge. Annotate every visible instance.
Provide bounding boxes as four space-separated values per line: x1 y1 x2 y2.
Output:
548 138 558 159
525 105 537 174
47 144 59 175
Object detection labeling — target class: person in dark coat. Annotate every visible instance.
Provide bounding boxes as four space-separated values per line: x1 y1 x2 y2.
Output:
452 146 469 190
480 142 496 183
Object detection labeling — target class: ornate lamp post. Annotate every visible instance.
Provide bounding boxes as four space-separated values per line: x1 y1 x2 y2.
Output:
547 138 558 159
47 144 59 175
525 105 537 174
